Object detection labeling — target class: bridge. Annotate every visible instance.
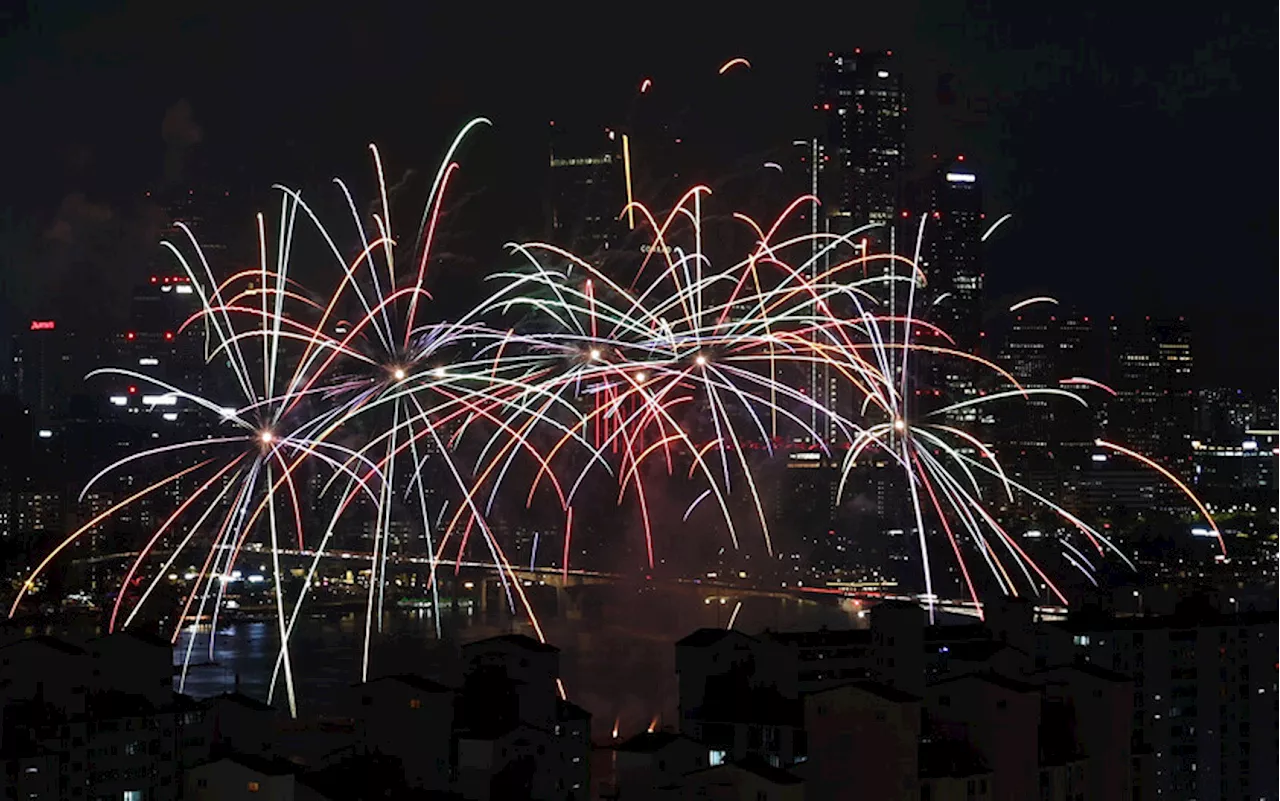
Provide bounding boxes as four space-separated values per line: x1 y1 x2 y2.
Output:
72 546 1067 621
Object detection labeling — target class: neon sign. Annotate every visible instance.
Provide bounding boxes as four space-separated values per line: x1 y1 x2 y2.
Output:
29 320 55 331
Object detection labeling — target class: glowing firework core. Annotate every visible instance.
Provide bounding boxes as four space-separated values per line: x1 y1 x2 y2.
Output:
893 418 906 432
392 367 406 381
259 431 274 444
695 354 707 366
589 349 601 361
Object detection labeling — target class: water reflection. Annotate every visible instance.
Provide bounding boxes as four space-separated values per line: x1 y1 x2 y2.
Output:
173 584 870 740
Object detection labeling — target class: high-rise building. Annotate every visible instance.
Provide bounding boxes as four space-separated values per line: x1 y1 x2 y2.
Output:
994 308 1055 469
809 51 907 444
994 309 1102 460
1190 389 1278 510
1194 388 1267 442
920 158 983 359
105 275 207 426
150 187 239 261
8 319 80 424
913 159 984 437
1104 316 1194 467
813 50 906 239
547 123 628 259
1062 610 1277 801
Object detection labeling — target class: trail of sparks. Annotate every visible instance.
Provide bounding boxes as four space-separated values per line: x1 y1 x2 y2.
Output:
9 124 1221 717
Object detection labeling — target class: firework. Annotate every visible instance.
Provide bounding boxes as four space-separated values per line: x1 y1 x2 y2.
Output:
10 114 1224 715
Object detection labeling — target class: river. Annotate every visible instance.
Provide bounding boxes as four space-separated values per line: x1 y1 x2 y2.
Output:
172 581 871 739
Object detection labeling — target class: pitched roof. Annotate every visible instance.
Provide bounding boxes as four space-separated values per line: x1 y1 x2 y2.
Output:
923 622 990 643
204 752 300 776
939 640 1023 662
556 699 591 721
1 635 85 656
810 680 920 704
92 629 172 650
676 628 753 647
1036 662 1131 685
463 633 559 654
1057 609 1277 634
762 627 871 648
210 692 275 712
615 731 686 753
457 720 550 741
362 674 452 694
931 671 1040 695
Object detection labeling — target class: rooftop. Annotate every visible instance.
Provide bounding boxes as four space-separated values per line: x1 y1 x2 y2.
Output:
1036 661 1132 685
463 633 559 654
91 629 173 650
201 751 301 777
210 692 276 712
1057 608 1277 634
931 671 1040 695
937 639 1024 662
615 731 686 754
362 674 452 694
810 679 920 705
1 635 85 657
676 628 755 648
557 698 591 721
762 627 870 648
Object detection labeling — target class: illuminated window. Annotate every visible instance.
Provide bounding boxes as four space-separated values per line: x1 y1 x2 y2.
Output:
248 781 261 792
409 698 421 709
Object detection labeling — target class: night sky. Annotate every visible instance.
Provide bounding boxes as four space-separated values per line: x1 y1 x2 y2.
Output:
1 0 1274 386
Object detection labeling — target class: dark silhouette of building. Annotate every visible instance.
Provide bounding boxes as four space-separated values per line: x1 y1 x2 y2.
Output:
547 123 628 260
920 158 983 360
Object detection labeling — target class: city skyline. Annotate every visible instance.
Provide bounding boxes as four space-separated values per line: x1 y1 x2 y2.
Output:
0 2 1275 387
0 7 1274 801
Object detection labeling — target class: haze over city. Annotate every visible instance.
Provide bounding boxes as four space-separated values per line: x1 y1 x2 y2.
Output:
0 3 1274 801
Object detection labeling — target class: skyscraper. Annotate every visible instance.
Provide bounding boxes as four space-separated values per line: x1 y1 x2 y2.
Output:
9 319 80 424
916 158 984 432
1104 316 1194 467
547 123 628 258
996 307 1055 452
993 310 1103 503
111 275 207 414
809 51 907 444
814 50 906 239
920 158 983 358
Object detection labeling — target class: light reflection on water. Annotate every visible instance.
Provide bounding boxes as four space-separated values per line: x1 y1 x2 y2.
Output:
172 587 872 739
